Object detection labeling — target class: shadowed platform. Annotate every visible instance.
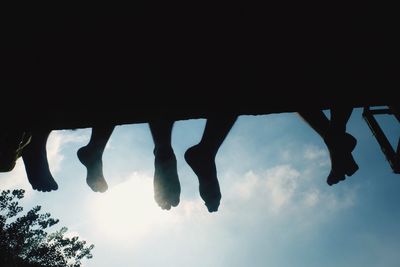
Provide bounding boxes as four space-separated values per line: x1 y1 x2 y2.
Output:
3 10 397 130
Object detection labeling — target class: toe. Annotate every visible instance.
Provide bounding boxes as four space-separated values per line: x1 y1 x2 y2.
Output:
170 195 180 207
205 199 220 212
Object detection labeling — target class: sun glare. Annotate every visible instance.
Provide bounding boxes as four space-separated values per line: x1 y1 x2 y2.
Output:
86 172 179 242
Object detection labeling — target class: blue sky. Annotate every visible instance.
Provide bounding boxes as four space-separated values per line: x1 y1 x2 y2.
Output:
1 107 399 267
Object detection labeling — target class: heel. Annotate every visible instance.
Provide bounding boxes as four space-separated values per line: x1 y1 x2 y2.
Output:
344 153 359 176
345 133 357 152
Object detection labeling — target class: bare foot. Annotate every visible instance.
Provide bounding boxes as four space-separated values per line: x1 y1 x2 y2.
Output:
29 171 58 192
77 146 108 193
185 145 221 212
153 148 181 210
22 150 58 192
326 133 359 186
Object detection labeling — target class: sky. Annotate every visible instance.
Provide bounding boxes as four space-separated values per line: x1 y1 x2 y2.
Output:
1 107 399 267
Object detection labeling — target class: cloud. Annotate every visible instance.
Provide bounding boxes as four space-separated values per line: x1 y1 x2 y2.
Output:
0 159 30 190
232 171 259 200
0 130 88 190
304 145 327 160
47 130 88 174
224 163 356 225
85 159 357 237
230 165 300 212
302 188 319 207
303 144 330 167
85 159 358 245
80 155 359 267
227 165 300 214
264 165 300 211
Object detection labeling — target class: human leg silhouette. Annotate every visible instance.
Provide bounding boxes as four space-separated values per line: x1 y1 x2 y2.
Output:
0 130 31 172
329 107 359 176
298 107 358 186
149 120 180 210
185 116 237 212
22 129 58 192
77 126 114 193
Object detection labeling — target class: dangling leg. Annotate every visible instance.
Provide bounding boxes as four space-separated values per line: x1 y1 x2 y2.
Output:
77 125 114 193
22 129 58 192
298 109 358 186
185 115 237 212
329 106 358 177
298 110 330 138
298 111 345 185
330 106 352 133
0 130 31 172
149 120 180 210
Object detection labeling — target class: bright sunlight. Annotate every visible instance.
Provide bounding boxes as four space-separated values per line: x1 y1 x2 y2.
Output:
86 172 179 242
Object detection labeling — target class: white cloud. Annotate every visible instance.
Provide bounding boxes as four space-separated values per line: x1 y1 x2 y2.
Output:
0 130 88 190
224 163 356 222
274 143 330 168
304 145 328 160
302 188 320 207
46 132 65 174
79 149 358 265
228 165 301 213
76 150 360 267
232 171 259 200
303 144 329 167
0 159 30 190
47 130 88 174
264 165 300 211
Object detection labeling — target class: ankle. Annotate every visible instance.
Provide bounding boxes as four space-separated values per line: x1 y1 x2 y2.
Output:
81 144 104 155
324 128 343 145
187 144 216 160
154 146 174 158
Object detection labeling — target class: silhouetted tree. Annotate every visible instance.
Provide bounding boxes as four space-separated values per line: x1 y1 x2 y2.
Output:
0 189 94 267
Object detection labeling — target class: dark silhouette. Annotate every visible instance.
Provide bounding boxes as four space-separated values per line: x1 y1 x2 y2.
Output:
0 130 57 192
149 116 237 212
0 189 94 267
2 125 114 194
299 107 359 185
21 130 58 192
363 105 400 174
77 126 114 193
0 130 31 172
149 120 180 211
390 105 400 122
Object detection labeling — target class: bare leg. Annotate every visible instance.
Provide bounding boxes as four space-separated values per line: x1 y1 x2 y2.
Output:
328 106 358 176
149 120 180 210
330 106 353 133
77 126 114 193
185 116 237 212
22 129 58 192
298 110 330 138
298 108 358 186
0 130 31 172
